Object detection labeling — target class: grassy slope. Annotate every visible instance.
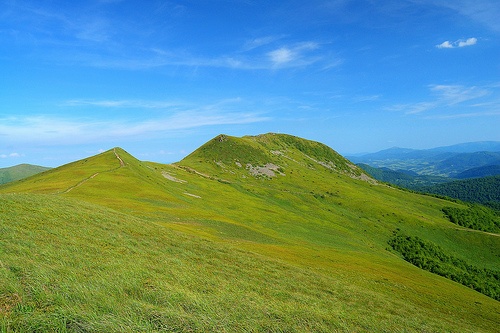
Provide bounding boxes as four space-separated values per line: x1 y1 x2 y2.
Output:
1 194 361 332
0 136 499 332
0 164 50 185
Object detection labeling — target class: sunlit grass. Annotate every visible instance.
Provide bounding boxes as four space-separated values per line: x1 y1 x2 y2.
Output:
1 194 498 332
1 136 499 332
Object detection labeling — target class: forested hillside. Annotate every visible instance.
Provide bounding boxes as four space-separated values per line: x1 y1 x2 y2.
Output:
357 163 450 189
455 165 500 179
420 176 500 209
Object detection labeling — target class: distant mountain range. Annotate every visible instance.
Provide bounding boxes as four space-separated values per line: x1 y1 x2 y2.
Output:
348 141 500 178
0 163 51 185
351 141 500 208
356 163 451 189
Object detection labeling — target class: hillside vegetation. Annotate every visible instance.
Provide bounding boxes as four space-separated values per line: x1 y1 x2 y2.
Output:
420 176 500 209
455 165 500 179
388 231 499 300
1 134 499 332
442 204 500 233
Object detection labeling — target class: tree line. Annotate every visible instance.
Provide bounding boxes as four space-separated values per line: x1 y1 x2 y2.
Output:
388 231 500 301
420 176 500 210
442 205 500 233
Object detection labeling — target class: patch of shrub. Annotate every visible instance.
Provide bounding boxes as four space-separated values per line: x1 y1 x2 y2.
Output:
388 231 500 301
442 205 500 233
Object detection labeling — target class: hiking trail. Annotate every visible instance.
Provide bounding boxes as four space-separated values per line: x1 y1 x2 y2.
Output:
61 148 125 194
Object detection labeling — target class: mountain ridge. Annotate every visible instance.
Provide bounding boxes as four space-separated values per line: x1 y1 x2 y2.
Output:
353 141 500 158
348 141 500 177
179 133 371 182
0 133 499 332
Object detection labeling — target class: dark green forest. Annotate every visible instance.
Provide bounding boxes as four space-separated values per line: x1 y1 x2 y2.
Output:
442 205 500 233
359 163 500 209
388 232 500 301
456 165 500 179
421 176 500 209
357 163 450 189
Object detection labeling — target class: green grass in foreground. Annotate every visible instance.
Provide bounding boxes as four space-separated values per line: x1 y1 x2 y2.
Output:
1 194 343 332
1 137 500 332
1 193 498 332
0 194 421 331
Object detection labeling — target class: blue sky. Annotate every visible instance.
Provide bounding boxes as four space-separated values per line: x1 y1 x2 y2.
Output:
1 0 499 167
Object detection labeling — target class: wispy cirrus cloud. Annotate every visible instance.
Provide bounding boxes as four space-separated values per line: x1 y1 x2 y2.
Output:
424 110 500 119
268 48 294 65
436 37 477 49
430 84 488 105
0 98 270 145
61 99 184 109
0 152 22 159
424 0 500 32
242 35 284 51
389 83 495 116
83 40 333 71
2 1 338 72
1 1 114 45
0 112 268 145
267 42 321 68
150 40 330 70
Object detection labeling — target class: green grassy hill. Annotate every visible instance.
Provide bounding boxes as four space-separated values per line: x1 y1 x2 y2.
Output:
1 134 499 332
0 164 50 185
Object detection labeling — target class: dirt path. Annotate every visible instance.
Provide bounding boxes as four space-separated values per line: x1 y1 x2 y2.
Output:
63 173 99 193
455 227 500 237
114 148 125 167
61 149 125 194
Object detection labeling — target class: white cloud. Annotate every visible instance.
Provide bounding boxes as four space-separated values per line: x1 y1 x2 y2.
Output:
425 0 500 32
0 153 22 159
404 102 437 115
243 36 283 51
267 42 321 68
353 95 381 102
430 84 488 104
458 37 477 47
3 1 332 72
62 99 183 109
436 37 477 49
436 41 453 49
389 84 494 115
268 48 294 65
92 40 328 71
424 111 500 119
0 99 270 146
